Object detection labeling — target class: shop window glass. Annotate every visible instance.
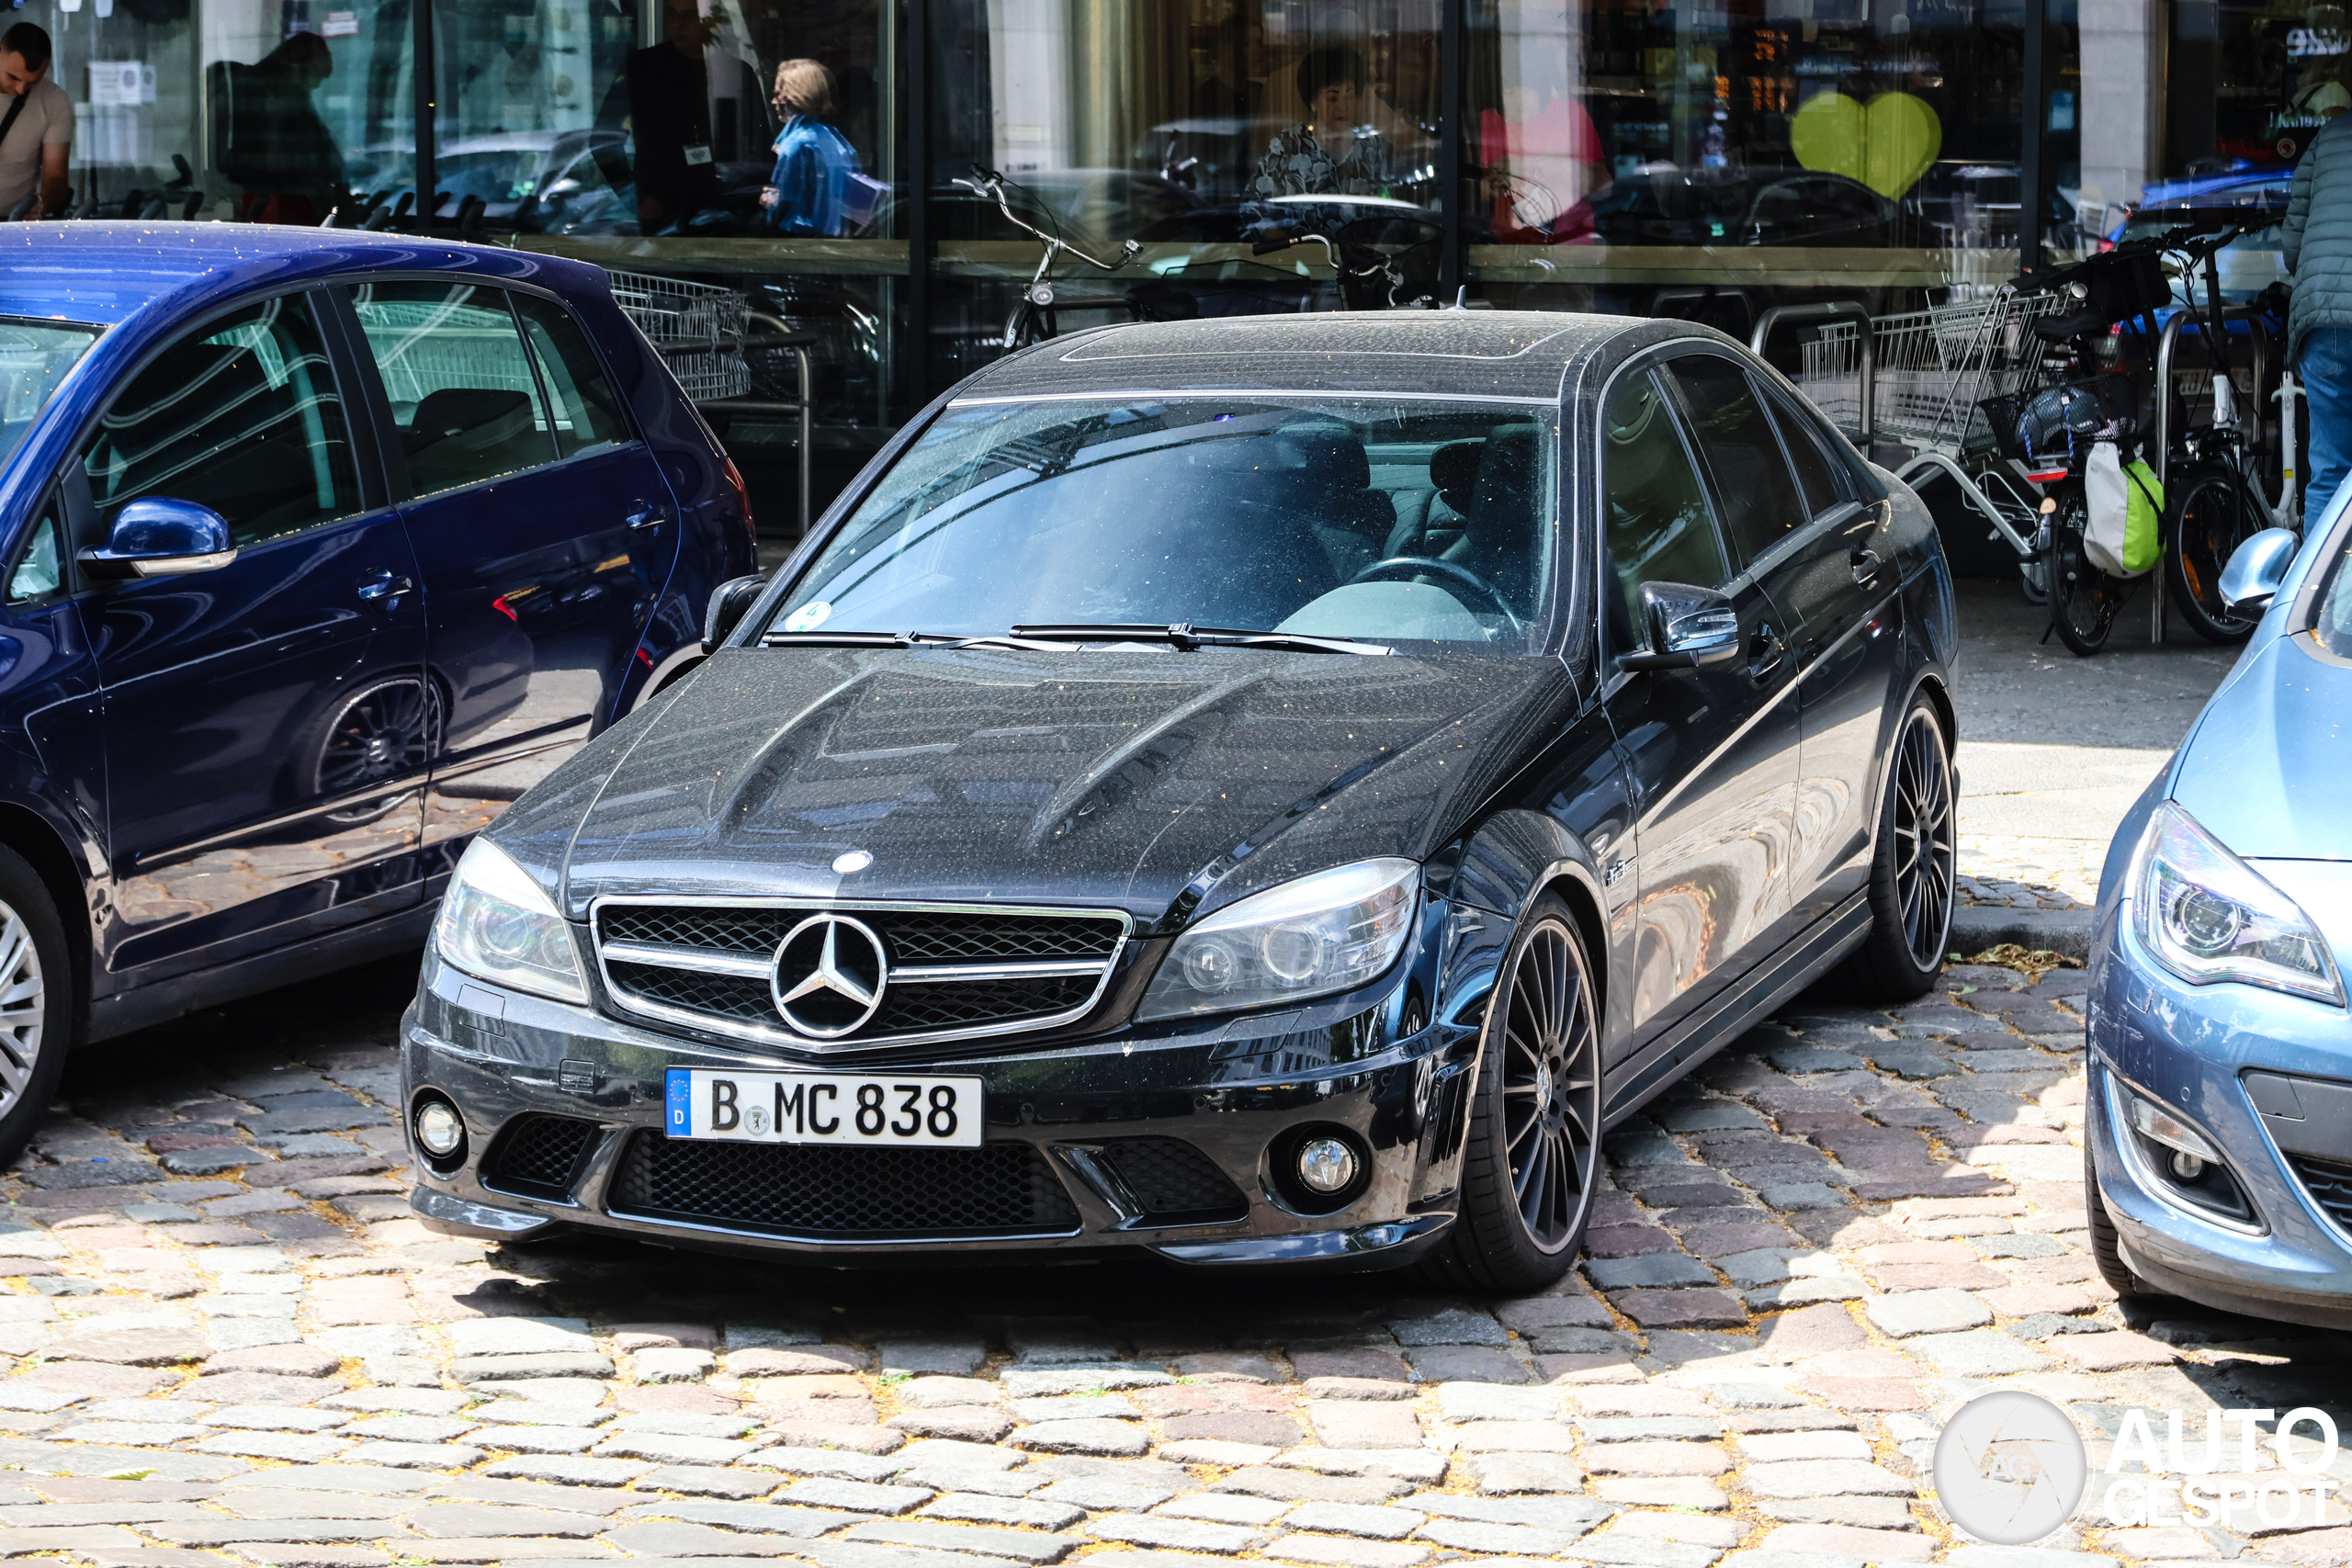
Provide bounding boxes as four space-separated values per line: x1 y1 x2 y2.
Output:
1665 355 1805 565
1602 369 1726 650
349 281 556 495
83 293 360 549
511 293 628 457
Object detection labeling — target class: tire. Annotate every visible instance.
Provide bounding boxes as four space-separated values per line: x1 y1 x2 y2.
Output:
1421 896 1602 1293
2086 1146 2164 1301
0 846 74 1169
303 675 444 828
2042 481 2127 656
1823 694 1956 1001
2165 465 2264 645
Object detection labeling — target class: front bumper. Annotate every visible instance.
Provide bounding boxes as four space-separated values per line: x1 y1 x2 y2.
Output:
401 897 1504 1269
2087 902 2352 1329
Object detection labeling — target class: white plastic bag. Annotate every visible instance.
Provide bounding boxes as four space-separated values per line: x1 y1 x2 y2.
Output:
2083 441 2135 577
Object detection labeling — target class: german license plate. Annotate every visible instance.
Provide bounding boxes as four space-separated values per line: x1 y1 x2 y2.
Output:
663 1068 982 1148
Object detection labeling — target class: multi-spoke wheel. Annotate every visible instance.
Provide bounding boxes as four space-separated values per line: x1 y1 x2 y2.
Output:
1825 694 1956 1000
1423 895 1601 1292
2165 465 2263 646
0 847 71 1167
306 676 443 828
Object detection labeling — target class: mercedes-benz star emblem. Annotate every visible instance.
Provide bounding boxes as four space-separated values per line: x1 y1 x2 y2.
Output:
771 914 888 1038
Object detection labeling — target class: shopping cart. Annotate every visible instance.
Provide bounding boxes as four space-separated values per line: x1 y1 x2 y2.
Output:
1785 289 2064 595
606 270 752 404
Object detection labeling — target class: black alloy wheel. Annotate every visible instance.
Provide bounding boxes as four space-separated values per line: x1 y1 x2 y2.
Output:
2165 464 2264 645
311 676 444 827
1423 895 1601 1292
1825 694 1956 1000
2045 482 2126 656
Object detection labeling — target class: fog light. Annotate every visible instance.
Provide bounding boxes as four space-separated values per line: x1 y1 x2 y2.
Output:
2170 1149 2207 1181
414 1099 465 1157
1297 1136 1359 1194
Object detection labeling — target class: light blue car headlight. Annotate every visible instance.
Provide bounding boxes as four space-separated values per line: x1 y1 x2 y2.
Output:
2131 802 2345 1006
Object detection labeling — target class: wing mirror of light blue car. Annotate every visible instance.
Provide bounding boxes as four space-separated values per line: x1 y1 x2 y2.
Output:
2218 526 2300 617
1619 581 1742 672
703 573 767 652
77 498 238 581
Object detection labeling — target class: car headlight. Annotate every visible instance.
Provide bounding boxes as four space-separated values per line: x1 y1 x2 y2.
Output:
2132 802 2345 1005
1137 858 1418 1022
433 839 589 1005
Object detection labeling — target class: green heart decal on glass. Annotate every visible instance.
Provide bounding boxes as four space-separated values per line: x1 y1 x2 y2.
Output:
1790 90 1942 199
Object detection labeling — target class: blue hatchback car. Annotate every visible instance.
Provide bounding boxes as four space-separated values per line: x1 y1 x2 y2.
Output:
0 223 753 1156
2087 497 2352 1329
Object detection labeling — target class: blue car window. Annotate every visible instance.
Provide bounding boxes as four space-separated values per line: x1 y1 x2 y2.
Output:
347 281 558 497
510 295 628 459
82 293 360 549
1 319 101 472
6 500 62 604
1601 369 1729 652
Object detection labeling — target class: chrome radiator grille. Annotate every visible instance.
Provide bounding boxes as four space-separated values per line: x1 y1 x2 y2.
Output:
591 898 1128 1051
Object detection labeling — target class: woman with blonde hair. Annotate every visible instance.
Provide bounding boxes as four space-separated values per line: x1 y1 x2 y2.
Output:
761 58 864 235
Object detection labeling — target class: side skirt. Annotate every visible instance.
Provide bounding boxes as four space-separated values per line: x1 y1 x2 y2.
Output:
1600 892 1873 1129
89 903 436 1043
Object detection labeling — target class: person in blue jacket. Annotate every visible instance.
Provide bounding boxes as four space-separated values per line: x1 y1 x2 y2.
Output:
761 60 860 236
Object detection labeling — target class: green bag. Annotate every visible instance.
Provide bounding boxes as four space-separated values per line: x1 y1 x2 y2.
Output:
2121 460 2165 577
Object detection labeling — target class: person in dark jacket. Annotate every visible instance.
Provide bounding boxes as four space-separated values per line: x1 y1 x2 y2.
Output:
2285 111 2352 516
760 59 860 236
596 0 766 232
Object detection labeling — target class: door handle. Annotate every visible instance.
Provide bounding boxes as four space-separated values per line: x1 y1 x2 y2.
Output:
1850 547 1884 586
626 502 668 531
356 571 413 605
1748 626 1785 682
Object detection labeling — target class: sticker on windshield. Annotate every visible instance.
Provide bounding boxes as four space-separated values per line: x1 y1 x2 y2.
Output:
783 601 831 633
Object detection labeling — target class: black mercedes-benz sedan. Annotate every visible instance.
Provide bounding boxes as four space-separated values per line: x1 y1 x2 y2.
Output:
401 311 1960 1290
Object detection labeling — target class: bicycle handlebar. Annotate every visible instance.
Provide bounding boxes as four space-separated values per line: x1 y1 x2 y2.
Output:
954 167 1139 272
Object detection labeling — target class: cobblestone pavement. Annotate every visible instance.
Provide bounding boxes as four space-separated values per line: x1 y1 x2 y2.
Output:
5 953 2346 1568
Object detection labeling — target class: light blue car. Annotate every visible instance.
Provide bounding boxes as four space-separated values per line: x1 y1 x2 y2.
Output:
2086 498 2352 1327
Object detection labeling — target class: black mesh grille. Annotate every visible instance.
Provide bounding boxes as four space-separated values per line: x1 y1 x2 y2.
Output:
2289 1155 2352 1231
609 961 775 1021
1097 1137 1248 1224
874 976 1097 1034
598 907 1122 961
485 1115 598 1200
596 904 1124 1043
609 1133 1080 1238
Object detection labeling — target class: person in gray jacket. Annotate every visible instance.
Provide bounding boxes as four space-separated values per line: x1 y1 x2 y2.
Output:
2286 112 2352 518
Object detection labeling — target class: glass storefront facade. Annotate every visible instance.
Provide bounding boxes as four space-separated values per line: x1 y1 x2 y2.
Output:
7 0 2334 529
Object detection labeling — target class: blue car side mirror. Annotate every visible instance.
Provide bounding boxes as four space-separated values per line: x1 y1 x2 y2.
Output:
77 498 238 580
2218 526 2300 617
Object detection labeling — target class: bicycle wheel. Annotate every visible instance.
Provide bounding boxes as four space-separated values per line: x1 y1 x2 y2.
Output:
2045 482 2127 656
2165 464 2264 645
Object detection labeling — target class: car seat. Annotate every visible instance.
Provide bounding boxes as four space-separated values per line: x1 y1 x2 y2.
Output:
404 388 548 494
1439 423 1542 616
1385 439 1481 559
1274 422 1401 584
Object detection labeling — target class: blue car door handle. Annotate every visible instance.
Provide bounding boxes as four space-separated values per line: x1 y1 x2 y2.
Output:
356 570 413 605
627 501 668 531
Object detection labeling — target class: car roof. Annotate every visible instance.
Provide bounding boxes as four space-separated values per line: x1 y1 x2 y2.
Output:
956 310 1663 401
0 220 605 328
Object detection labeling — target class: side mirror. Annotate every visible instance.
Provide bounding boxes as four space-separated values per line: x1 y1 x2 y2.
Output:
2218 527 2300 617
1619 581 1742 672
77 498 237 580
703 573 767 651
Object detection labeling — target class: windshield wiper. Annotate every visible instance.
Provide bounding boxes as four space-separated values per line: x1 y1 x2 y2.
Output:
760 629 1081 652
1009 623 1392 656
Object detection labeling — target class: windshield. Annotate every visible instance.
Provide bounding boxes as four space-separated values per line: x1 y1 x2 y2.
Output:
769 397 1556 652
0 319 103 470
2315 525 2352 660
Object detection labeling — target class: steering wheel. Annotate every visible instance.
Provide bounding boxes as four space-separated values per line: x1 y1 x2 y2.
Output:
1348 556 1523 637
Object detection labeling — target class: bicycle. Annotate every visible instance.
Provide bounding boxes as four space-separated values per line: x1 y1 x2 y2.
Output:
1249 213 1444 311
953 167 1140 351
